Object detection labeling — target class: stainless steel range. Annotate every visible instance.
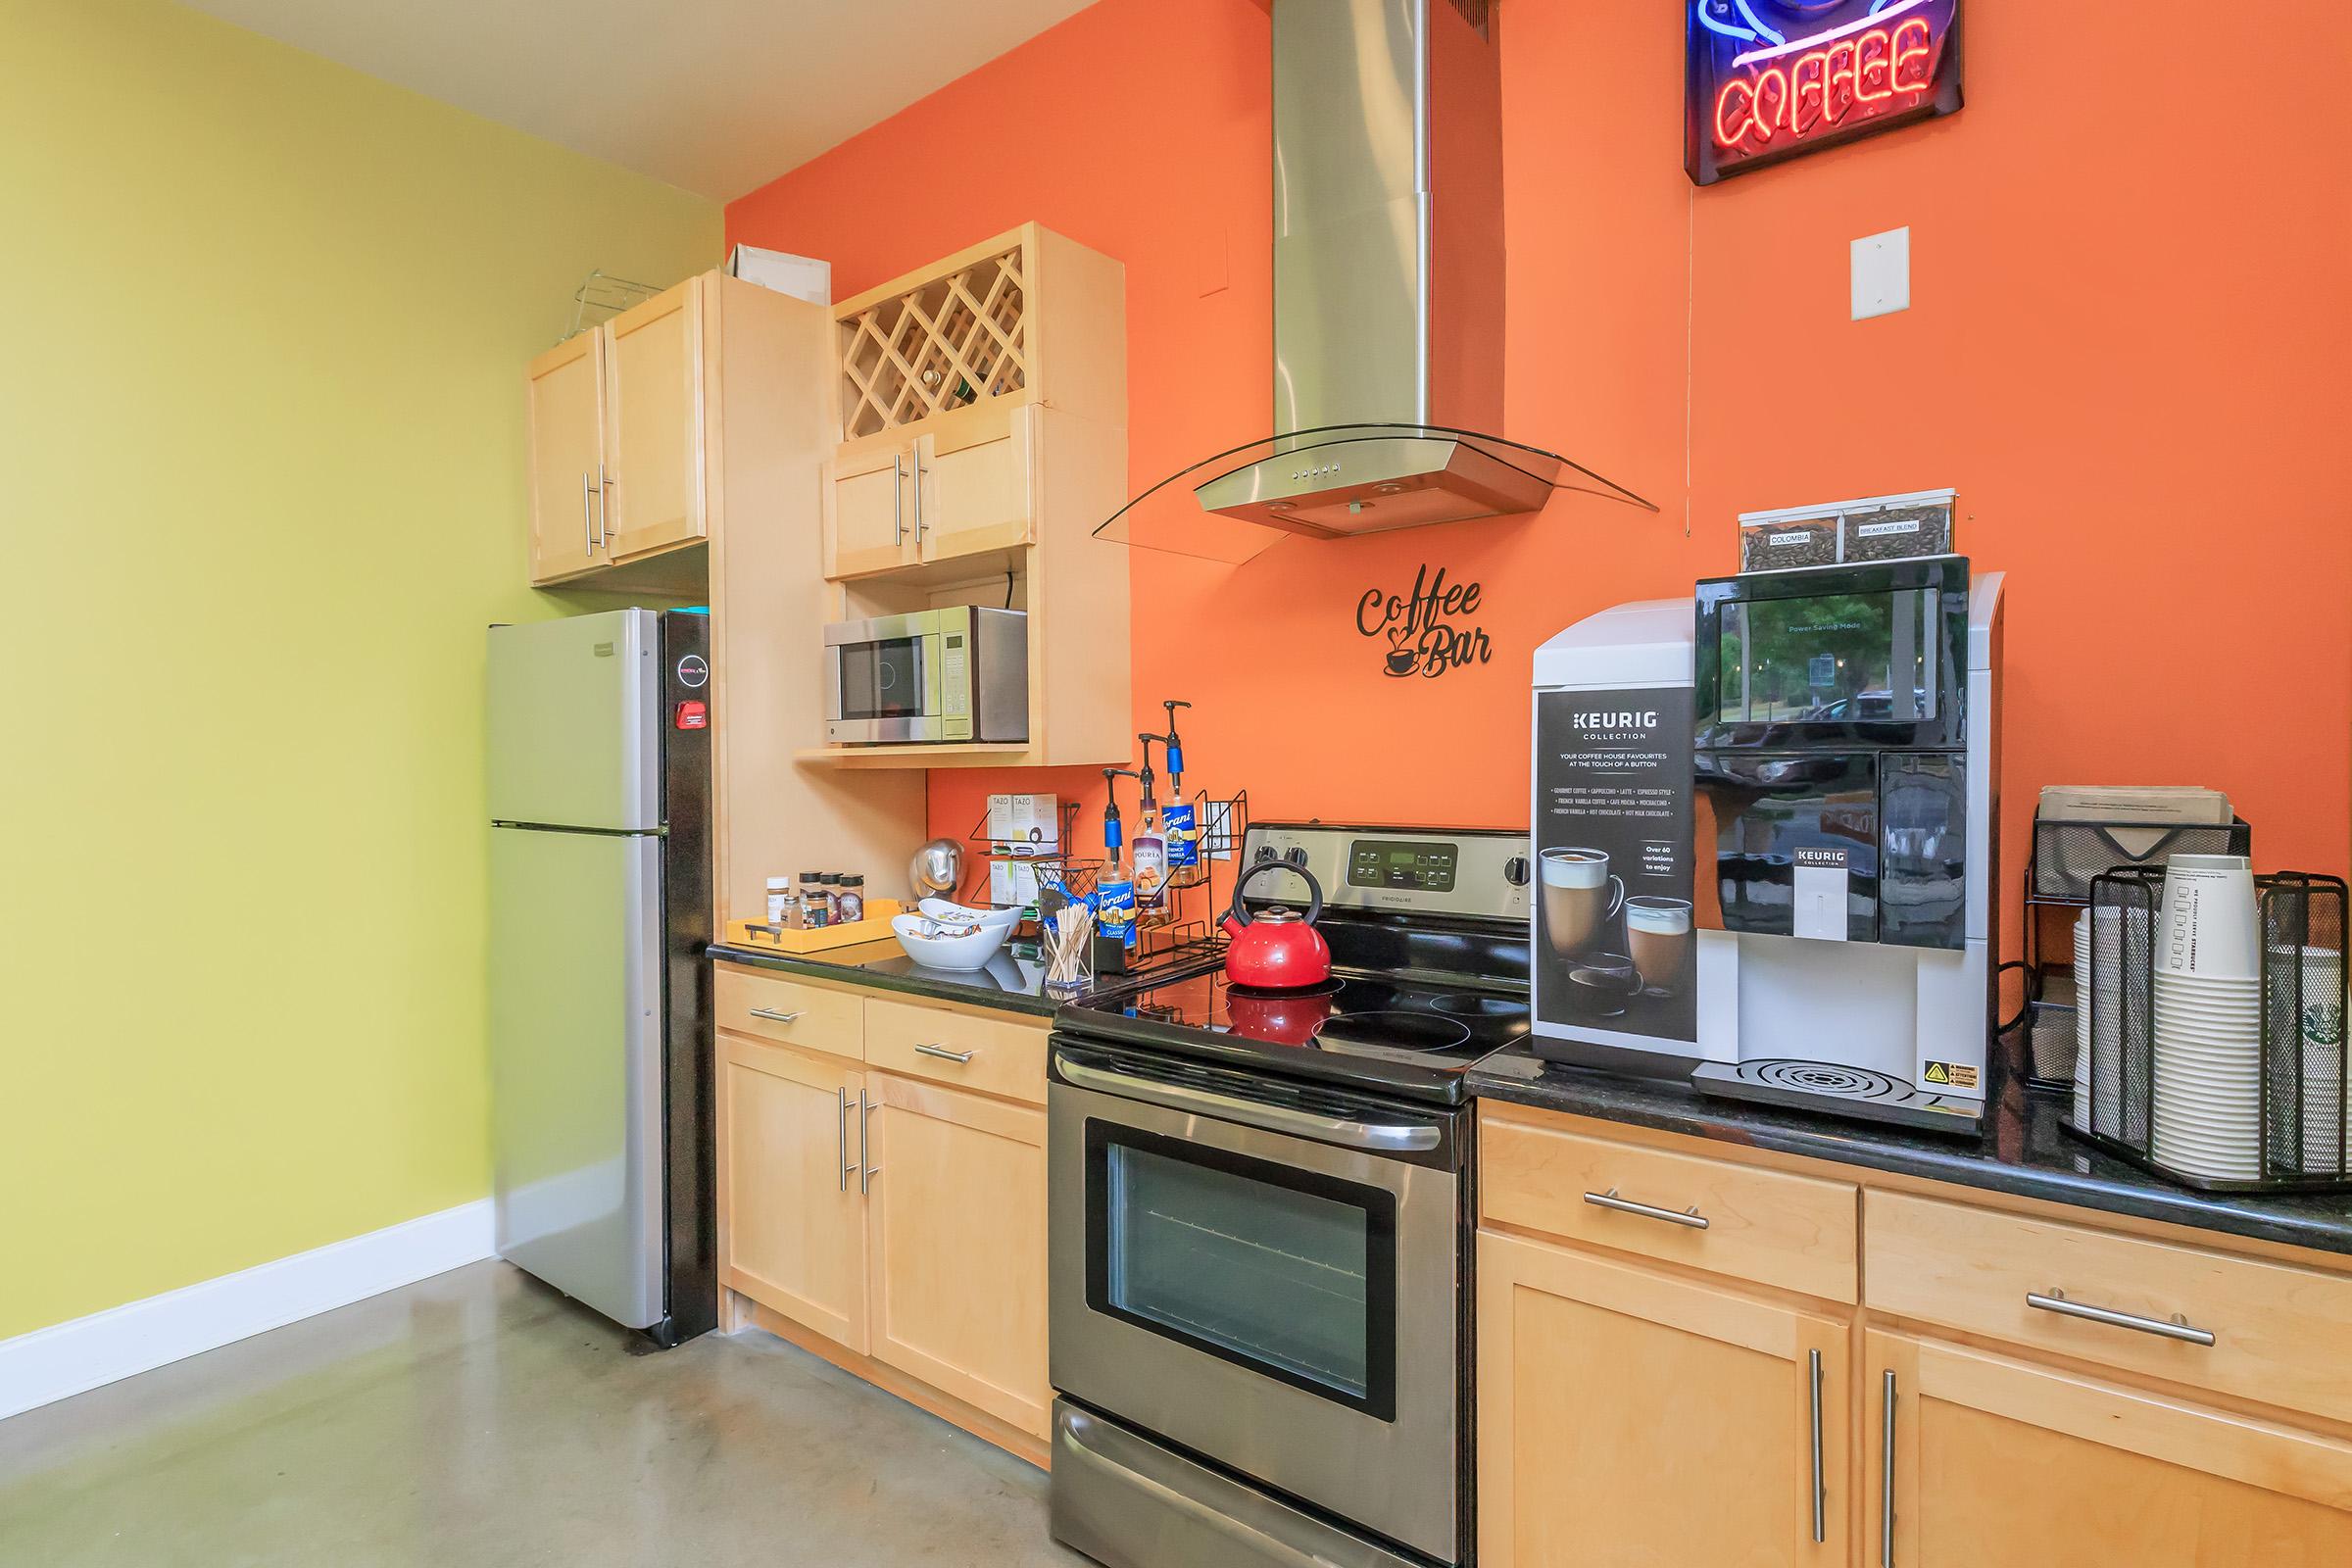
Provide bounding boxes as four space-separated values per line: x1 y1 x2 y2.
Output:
1048 821 1532 1568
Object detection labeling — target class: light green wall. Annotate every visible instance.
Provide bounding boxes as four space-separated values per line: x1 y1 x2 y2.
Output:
0 0 721 1339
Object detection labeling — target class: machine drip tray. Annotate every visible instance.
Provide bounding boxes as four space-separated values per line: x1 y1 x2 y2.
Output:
1693 1059 1983 1136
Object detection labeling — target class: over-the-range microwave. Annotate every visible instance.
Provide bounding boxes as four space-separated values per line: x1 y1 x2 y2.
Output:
823 607 1029 745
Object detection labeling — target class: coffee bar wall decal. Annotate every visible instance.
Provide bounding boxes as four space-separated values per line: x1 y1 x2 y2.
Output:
1356 564 1492 678
1687 0 1963 186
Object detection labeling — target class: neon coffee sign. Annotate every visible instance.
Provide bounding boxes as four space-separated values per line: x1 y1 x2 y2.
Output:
1687 0 1963 185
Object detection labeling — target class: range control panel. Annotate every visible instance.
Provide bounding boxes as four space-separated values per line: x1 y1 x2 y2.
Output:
1244 822 1531 922
1347 839 1459 893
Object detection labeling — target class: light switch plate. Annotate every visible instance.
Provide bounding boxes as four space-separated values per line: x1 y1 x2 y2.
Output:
1851 227 1911 320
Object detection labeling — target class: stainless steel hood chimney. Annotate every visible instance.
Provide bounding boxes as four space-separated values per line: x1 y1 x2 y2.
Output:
1173 0 1648 544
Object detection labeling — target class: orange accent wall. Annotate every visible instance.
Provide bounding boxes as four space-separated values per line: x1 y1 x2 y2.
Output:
729 0 2352 924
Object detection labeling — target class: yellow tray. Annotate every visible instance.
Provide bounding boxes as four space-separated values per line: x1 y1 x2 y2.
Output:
725 901 904 955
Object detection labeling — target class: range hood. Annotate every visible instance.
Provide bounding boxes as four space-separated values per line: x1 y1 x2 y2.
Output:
1102 0 1652 562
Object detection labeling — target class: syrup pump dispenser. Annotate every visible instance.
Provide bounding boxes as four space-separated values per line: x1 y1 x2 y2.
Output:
1146 700 1200 879
1096 767 1145 971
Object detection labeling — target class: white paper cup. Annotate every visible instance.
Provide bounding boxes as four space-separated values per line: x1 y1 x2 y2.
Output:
2158 855 2258 979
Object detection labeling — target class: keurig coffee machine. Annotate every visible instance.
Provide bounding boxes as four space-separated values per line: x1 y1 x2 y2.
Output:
1530 558 2003 1133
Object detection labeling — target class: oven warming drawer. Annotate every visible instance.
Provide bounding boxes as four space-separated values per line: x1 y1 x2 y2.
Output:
1053 1401 1425 1568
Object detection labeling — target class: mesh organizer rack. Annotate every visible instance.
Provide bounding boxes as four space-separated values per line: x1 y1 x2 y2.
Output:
966 792 1248 968
2021 811 2254 1087
2067 867 2350 1194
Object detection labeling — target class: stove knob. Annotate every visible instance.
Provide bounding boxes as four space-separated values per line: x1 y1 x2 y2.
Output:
1504 856 1531 887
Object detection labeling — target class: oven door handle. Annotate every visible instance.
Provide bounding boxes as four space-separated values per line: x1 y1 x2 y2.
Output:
1053 1053 1442 1152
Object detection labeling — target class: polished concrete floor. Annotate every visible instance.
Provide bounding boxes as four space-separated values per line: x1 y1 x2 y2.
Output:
0 1261 1087 1566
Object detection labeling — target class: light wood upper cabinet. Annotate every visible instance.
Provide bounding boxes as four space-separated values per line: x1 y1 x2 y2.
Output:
918 409 1035 563
863 1073 1050 1438
523 328 606 583
522 270 789 587
1478 1230 1849 1568
1867 1331 2352 1568
820 223 1122 584
828 442 914 577
719 1034 867 1353
603 279 706 563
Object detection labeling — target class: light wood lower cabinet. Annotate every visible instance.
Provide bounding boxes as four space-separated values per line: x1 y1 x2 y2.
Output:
1478 1229 1850 1567
719 1035 866 1352
713 973 1053 1459
863 1074 1050 1437
1867 1331 2352 1567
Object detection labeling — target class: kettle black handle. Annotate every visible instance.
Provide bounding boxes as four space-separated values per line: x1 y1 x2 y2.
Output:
1231 859 1323 928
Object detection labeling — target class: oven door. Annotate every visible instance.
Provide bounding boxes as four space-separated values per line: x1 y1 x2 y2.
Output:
1049 1043 1461 1563
824 612 945 743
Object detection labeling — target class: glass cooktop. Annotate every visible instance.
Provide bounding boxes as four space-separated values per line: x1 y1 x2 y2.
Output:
1060 965 1531 1104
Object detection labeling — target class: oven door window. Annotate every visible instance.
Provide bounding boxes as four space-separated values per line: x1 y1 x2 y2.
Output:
1086 1121 1396 1420
835 636 925 720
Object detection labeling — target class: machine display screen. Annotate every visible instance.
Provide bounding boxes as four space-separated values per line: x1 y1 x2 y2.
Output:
1710 588 1942 729
1348 839 1458 892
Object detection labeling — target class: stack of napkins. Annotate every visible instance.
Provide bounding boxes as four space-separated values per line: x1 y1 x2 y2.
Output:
2037 786 2233 826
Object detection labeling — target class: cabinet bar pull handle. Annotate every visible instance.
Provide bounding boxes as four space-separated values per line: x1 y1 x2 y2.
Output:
581 471 593 555
859 1091 877 1194
1808 1348 1827 1545
913 1044 974 1063
2027 1290 2216 1347
892 455 906 543
910 448 924 544
748 1007 803 1024
836 1087 853 1193
1880 1369 1897 1568
595 465 610 549
1584 1189 1709 1230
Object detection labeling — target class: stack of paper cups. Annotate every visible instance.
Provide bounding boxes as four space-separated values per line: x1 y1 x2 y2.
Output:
2269 944 2350 1174
2151 855 2262 1181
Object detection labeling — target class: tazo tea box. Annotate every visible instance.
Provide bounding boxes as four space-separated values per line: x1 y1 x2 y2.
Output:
987 793 1060 857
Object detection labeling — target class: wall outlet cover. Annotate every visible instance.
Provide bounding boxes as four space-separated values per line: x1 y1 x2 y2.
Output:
1852 227 1912 320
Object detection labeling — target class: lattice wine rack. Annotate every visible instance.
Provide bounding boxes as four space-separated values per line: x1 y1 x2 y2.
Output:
838 244 1030 440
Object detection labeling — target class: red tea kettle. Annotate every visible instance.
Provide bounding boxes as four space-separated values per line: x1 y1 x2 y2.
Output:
1221 860 1333 990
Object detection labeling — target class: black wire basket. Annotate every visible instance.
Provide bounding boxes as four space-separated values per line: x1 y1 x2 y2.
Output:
2067 868 2350 1193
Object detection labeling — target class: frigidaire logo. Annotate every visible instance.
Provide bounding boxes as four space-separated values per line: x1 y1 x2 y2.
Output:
1574 710 1661 730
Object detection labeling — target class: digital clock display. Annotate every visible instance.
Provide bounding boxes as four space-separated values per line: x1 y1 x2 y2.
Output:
1348 839 1458 893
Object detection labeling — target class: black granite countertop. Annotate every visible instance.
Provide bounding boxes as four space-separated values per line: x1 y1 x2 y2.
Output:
710 939 1070 1016
1470 1046 2352 1259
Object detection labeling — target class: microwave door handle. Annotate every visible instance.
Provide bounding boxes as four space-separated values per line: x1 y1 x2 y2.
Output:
1053 1053 1441 1153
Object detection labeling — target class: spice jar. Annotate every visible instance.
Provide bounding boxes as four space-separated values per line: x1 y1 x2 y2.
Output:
764 876 793 928
838 874 865 924
799 872 828 929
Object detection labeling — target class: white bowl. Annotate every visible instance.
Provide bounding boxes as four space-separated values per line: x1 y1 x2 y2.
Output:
892 911 1013 971
919 898 1022 932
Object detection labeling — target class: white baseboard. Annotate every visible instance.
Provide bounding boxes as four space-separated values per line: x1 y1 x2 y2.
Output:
0 1199 495 1423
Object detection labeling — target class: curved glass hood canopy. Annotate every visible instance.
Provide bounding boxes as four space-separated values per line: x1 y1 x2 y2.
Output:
1097 424 1657 565
1095 0 1657 565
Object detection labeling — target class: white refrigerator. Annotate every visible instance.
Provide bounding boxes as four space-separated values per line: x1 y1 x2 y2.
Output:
486 608 714 1344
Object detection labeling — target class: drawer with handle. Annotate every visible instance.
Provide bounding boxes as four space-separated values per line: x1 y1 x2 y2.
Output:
864 996 1048 1104
1864 1190 2352 1427
714 963 864 1056
1480 1106 1859 1302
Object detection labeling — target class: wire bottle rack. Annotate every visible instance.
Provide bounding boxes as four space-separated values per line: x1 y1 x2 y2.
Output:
962 790 1248 968
2066 867 2348 1194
